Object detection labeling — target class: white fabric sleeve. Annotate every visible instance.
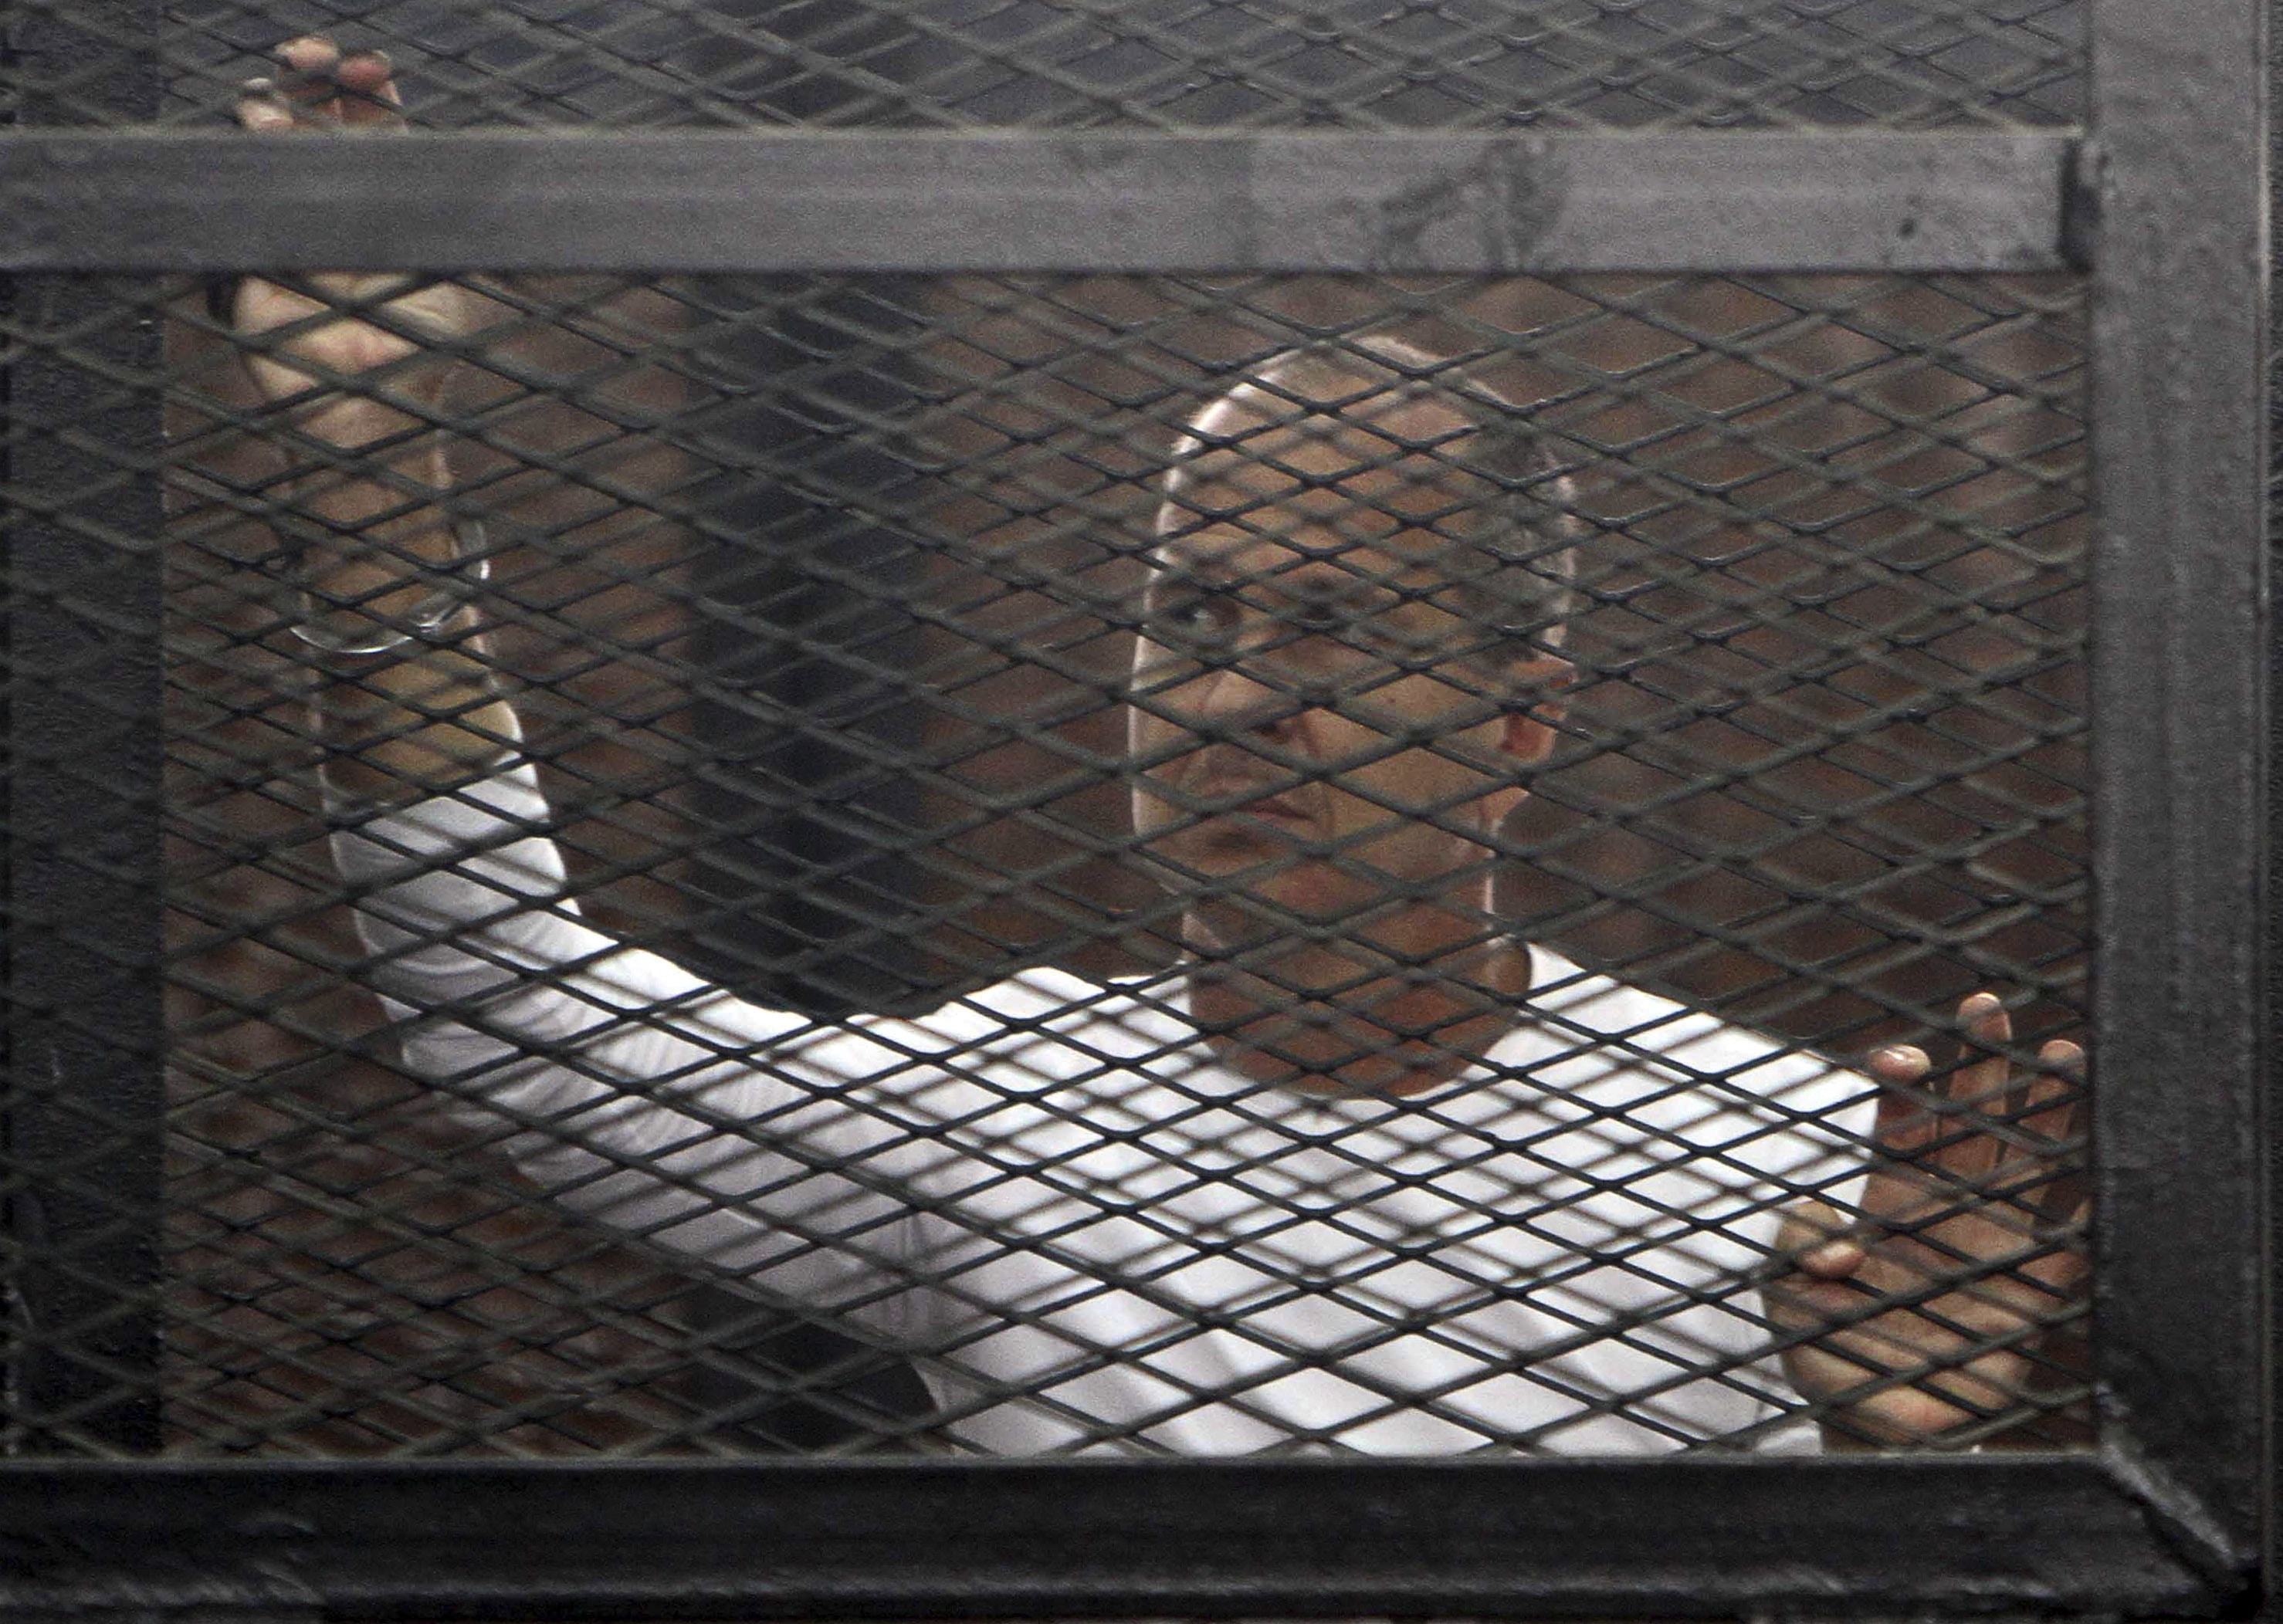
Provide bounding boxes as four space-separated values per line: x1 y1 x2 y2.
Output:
326 761 939 1310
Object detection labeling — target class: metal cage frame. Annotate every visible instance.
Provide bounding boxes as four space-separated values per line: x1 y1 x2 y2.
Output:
0 0 2264 1616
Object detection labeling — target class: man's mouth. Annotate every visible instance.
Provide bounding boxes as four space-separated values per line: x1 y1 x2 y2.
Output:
1239 797 1314 826
1190 782 1313 824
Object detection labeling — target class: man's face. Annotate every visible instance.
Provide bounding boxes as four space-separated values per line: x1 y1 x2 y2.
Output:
1128 387 1568 930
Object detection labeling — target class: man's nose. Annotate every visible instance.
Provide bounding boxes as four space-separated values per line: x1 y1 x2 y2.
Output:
1177 662 1314 744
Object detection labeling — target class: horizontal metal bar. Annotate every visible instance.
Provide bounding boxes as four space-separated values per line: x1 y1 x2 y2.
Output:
0 130 2075 273
0 1455 2234 1618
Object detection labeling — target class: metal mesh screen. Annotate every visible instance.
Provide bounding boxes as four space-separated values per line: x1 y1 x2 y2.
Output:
0 248 2093 1457
15 0 2081 130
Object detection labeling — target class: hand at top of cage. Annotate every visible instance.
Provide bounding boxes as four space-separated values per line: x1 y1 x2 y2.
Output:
227 39 476 425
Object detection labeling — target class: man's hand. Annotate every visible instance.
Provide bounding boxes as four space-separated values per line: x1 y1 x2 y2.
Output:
1770 993 2089 1449
232 39 473 425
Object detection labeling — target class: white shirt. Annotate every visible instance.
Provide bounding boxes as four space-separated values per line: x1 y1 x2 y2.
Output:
333 766 1876 1456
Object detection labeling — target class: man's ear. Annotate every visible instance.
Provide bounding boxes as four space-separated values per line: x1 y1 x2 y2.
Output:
1497 655 1573 765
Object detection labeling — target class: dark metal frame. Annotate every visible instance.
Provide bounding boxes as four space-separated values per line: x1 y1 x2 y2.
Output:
0 0 2264 1616
1 0 167 1462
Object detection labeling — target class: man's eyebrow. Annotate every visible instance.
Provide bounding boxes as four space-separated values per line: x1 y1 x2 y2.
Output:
1275 557 1451 597
1146 555 1241 585
1258 570 1397 602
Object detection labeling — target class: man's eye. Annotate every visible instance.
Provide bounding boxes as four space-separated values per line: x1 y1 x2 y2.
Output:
1276 594 1403 645
1146 596 1241 648
1283 601 1346 634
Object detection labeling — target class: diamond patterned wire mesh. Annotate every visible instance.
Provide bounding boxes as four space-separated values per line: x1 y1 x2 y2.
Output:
0 262 2095 1457
8 0 2080 130
0 0 2097 1472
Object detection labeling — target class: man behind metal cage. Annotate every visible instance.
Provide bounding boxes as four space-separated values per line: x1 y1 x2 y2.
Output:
233 40 2089 1456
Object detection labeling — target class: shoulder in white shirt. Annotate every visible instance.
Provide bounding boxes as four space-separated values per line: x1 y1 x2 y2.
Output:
332 767 1876 1455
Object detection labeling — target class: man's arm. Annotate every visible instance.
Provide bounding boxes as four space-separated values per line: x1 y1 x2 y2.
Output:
236 41 517 804
230 42 949 1300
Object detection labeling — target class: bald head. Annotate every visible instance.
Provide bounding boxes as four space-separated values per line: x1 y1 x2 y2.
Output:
1158 338 1584 661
